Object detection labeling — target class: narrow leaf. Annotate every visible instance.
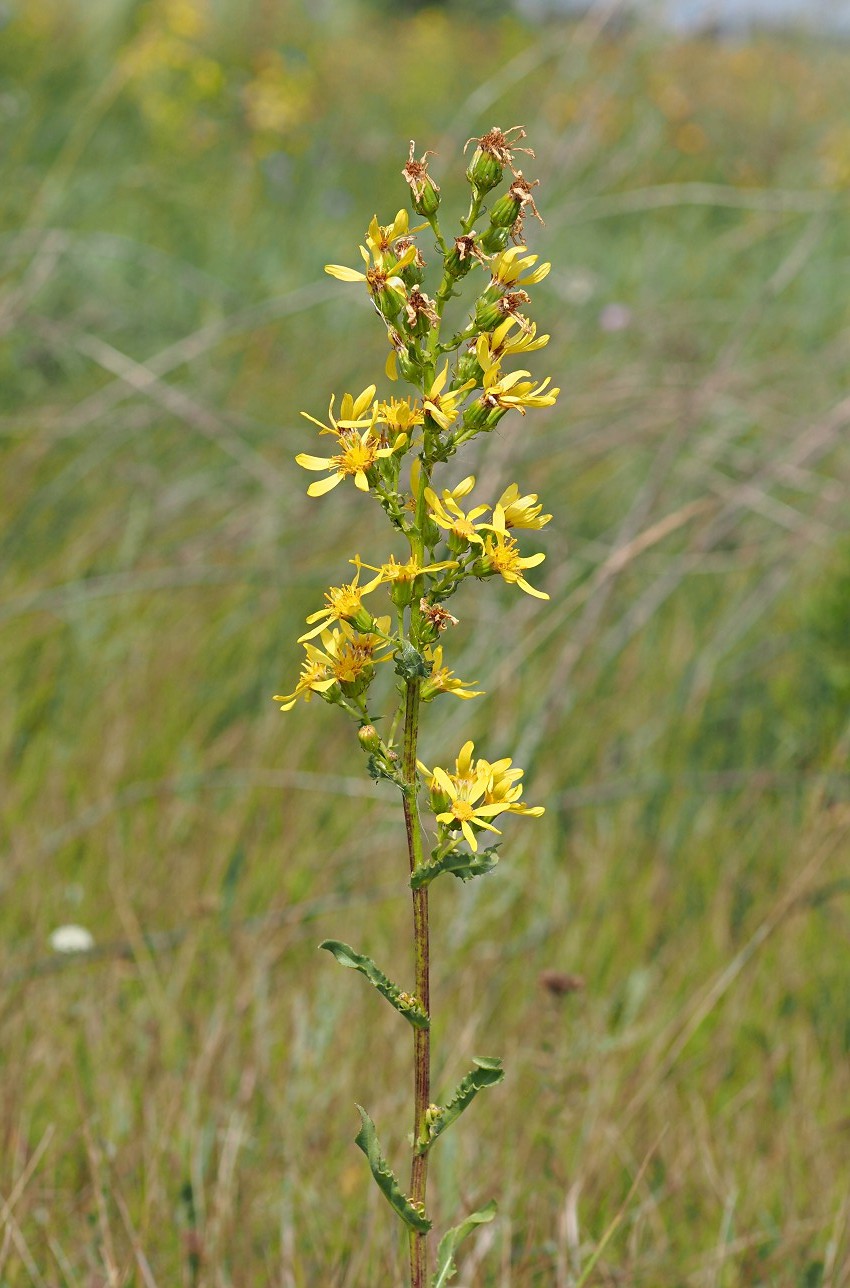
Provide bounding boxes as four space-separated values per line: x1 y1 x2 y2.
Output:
432 1201 497 1288
417 1057 505 1153
319 940 429 1029
354 1106 432 1233
410 846 500 891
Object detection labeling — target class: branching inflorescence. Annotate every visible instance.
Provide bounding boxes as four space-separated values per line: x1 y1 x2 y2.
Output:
274 125 558 1287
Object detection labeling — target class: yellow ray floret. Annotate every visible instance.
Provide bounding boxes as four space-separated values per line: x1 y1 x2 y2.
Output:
300 386 377 437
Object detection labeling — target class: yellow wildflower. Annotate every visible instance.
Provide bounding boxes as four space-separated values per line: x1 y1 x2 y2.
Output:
475 317 549 373
481 364 559 415
273 644 336 711
423 362 475 431
325 242 416 303
421 646 483 702
323 617 393 685
424 475 489 547
352 553 457 587
492 483 552 531
296 425 408 497
376 396 425 438
478 753 544 818
477 530 549 600
365 210 410 259
489 245 551 290
297 567 384 642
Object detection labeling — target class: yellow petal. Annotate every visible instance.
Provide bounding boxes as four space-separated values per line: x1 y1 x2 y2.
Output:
307 474 344 497
325 264 366 282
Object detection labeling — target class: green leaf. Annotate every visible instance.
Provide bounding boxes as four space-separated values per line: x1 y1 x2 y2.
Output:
319 940 429 1029
417 1057 505 1153
432 1202 497 1287
410 846 500 890
354 1106 432 1233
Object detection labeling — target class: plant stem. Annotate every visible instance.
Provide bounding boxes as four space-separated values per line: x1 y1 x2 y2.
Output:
402 676 430 1287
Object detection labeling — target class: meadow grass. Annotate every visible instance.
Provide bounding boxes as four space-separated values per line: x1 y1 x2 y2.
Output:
2 2 850 1283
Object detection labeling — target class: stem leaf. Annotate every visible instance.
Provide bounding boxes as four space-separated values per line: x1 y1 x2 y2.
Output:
319 939 429 1029
410 846 500 891
432 1201 498 1287
353 1105 432 1233
417 1057 505 1154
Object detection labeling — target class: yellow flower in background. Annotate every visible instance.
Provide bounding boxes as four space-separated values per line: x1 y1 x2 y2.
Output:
475 317 549 373
492 484 552 531
423 363 475 431
421 645 483 702
301 385 377 436
424 476 489 547
488 245 551 290
295 425 408 496
481 364 559 415
297 568 384 642
477 529 548 600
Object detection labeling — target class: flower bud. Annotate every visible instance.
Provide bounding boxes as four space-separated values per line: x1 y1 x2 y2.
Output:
460 399 490 434
479 224 510 255
358 724 382 753
473 295 506 332
410 177 440 218
466 147 503 193
396 349 420 383
488 191 522 228
454 350 483 386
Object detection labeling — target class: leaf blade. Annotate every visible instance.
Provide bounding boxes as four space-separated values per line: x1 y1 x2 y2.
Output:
319 939 429 1028
354 1106 432 1233
432 1201 498 1287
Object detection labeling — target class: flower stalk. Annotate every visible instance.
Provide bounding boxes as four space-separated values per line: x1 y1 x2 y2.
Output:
275 127 558 1285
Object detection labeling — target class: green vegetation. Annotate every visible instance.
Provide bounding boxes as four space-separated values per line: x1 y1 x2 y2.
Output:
2 1 850 1282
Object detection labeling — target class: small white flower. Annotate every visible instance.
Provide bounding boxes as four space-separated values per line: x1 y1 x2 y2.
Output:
49 924 95 954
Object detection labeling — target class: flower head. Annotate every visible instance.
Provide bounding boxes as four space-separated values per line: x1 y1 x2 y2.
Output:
489 245 551 290
423 362 475 432
465 125 535 175
297 567 384 642
421 645 483 702
475 317 549 374
296 422 408 497
352 553 457 587
424 475 489 548
481 365 559 416
402 141 441 212
476 529 549 600
492 483 552 532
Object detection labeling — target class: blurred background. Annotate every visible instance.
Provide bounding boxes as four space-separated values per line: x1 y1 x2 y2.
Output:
2 0 850 1282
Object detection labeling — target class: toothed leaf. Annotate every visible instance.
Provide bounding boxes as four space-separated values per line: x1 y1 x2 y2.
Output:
417 1057 504 1153
319 940 429 1028
410 846 500 890
354 1106 432 1233
432 1202 498 1287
